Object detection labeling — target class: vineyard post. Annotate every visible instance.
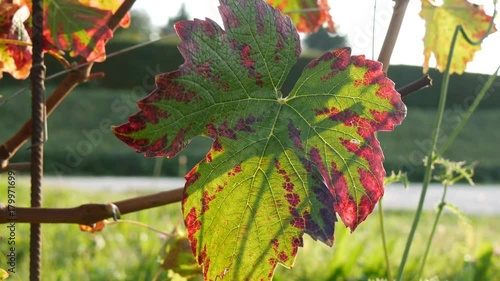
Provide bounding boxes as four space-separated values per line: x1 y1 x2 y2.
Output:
29 0 45 279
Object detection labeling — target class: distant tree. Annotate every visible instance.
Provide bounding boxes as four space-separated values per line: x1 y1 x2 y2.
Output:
303 26 348 52
114 10 152 42
160 4 189 37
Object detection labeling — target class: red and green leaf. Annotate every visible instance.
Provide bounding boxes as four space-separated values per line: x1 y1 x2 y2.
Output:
78 0 130 28
266 0 335 33
0 0 129 79
420 0 497 74
0 2 32 79
42 0 113 62
113 0 405 279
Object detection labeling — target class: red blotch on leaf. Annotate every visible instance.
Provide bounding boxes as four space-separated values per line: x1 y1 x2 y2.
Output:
167 128 190 157
219 0 241 29
285 193 300 207
185 207 201 253
212 139 224 152
291 237 303 256
271 238 279 252
278 251 289 263
227 163 242 177
199 245 208 264
146 136 168 157
290 204 308 230
201 191 217 214
288 120 304 151
309 147 331 187
185 170 201 188
340 137 360 153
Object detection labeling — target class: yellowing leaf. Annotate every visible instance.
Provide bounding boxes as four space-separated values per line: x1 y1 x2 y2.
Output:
0 2 32 79
266 0 335 33
0 268 9 280
420 0 497 74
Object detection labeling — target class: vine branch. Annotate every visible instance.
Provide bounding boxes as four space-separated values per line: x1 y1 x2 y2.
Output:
0 188 183 225
397 75 433 98
377 0 410 72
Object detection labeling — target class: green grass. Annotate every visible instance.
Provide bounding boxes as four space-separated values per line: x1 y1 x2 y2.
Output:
1 85 499 182
0 179 499 280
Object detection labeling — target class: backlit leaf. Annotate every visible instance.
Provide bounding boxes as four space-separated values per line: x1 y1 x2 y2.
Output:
0 2 32 79
78 0 131 28
0 268 8 280
1 0 126 79
79 220 106 233
420 0 497 74
43 0 113 62
161 233 202 278
113 0 406 279
266 0 335 33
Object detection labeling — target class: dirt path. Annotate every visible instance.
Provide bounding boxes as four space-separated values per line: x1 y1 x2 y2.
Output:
19 176 500 215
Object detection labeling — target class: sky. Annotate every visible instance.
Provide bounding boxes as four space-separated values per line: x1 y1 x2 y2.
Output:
132 0 500 75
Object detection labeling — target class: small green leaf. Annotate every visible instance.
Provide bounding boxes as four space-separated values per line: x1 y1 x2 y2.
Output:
384 171 409 188
113 0 406 279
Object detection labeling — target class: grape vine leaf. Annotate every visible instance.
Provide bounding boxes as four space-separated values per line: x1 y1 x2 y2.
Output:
113 0 406 279
0 2 32 79
266 0 335 33
43 0 114 62
161 232 202 278
78 0 131 28
79 220 106 233
420 0 497 74
0 268 8 280
0 0 129 79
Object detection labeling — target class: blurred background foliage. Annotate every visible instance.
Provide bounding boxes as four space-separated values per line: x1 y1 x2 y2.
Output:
1 6 499 182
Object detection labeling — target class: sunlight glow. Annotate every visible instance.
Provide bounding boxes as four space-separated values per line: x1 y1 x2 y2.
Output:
132 0 500 75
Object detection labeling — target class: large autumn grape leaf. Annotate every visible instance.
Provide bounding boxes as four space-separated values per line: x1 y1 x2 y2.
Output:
0 2 32 79
266 0 335 33
420 0 497 74
113 0 406 279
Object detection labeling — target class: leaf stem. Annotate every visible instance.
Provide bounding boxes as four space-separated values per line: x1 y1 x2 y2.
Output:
396 23 461 281
0 38 32 46
416 183 449 280
456 1 497 46
378 200 393 281
107 219 172 237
